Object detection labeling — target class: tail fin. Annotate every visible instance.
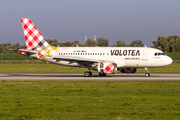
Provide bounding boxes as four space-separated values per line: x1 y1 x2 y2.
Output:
21 18 51 53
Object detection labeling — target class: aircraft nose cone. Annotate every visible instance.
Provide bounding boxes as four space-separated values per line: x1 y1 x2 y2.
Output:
167 57 173 65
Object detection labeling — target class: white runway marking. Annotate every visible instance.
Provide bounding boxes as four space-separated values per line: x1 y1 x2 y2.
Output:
0 73 180 81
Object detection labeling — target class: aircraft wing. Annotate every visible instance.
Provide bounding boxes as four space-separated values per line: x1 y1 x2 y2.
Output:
52 55 112 67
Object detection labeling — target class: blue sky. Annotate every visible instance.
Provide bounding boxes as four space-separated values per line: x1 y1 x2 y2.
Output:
0 0 180 46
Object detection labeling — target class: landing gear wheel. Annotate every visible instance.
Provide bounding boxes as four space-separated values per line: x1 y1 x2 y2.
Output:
84 72 92 77
144 67 150 77
99 72 106 76
145 73 150 77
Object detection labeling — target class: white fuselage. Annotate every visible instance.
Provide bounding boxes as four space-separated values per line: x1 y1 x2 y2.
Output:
49 47 172 68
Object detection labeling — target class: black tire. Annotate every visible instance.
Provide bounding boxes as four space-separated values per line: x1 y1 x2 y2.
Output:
84 72 92 77
102 73 106 76
84 72 89 77
99 72 102 76
145 73 150 77
99 72 106 77
88 72 92 77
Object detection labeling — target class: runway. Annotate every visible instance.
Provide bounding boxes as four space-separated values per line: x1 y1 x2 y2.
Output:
0 73 180 81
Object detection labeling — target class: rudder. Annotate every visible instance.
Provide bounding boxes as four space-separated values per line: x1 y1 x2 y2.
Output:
21 18 51 54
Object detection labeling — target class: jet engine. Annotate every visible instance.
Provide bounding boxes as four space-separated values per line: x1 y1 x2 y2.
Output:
119 68 137 73
97 62 117 74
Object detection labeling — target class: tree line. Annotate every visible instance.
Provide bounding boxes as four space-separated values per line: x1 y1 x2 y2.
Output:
0 35 179 53
151 35 180 52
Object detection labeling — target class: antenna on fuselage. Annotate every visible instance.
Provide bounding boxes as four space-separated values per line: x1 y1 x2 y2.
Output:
144 45 147 48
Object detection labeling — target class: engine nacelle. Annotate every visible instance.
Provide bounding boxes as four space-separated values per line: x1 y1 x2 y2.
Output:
98 62 117 74
119 68 137 73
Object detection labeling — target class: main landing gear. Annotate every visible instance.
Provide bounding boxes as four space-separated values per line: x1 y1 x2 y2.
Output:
84 68 92 77
99 70 106 76
145 66 150 77
84 71 92 77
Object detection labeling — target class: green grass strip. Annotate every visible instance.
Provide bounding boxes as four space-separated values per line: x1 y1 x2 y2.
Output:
166 52 180 60
0 53 34 60
0 81 180 119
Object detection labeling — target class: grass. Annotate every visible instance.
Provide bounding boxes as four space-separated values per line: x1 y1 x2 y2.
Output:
0 61 180 73
0 81 180 119
0 53 34 60
166 52 180 60
137 61 180 73
0 61 89 73
0 52 180 60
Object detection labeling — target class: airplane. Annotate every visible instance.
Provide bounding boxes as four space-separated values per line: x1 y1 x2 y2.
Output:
18 18 173 77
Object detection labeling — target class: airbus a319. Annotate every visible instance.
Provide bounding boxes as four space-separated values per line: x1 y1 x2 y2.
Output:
18 18 172 77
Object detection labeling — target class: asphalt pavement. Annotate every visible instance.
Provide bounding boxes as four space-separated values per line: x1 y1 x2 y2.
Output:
0 73 180 81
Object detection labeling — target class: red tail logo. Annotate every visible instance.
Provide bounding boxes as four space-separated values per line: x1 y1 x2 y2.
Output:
21 18 50 51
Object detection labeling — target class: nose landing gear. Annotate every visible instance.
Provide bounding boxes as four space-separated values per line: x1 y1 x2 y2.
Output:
145 67 150 77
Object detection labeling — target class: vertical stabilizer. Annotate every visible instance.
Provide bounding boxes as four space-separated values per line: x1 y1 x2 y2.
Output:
21 18 51 54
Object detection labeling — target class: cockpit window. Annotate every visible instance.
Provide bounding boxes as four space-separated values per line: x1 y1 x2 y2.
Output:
154 52 166 56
